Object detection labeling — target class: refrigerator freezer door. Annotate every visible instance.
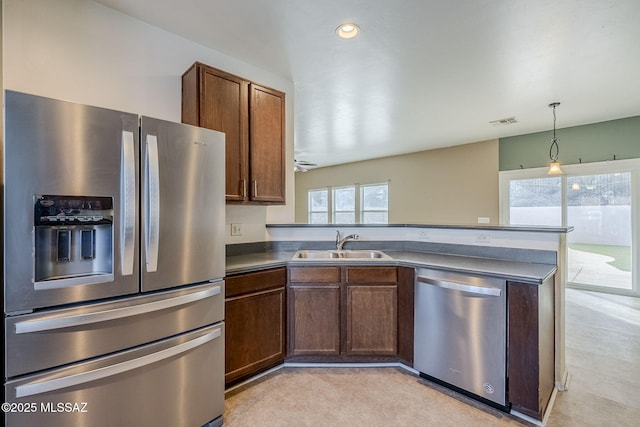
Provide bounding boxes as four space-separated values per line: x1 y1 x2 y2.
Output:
4 324 225 427
3 91 140 313
140 117 225 292
5 281 224 378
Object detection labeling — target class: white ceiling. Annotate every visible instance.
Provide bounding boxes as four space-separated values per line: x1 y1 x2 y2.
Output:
95 0 640 169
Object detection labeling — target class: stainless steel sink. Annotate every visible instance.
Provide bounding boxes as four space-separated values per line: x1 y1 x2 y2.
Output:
292 250 392 260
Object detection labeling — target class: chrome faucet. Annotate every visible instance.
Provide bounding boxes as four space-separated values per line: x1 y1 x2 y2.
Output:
336 230 359 250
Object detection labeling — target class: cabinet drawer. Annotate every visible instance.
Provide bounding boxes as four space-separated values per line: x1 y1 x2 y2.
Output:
289 267 341 283
346 267 397 283
226 267 286 298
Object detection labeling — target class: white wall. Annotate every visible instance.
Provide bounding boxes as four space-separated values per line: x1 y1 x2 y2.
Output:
2 0 295 243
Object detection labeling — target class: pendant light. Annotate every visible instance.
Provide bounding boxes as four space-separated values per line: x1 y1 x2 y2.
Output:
547 102 563 175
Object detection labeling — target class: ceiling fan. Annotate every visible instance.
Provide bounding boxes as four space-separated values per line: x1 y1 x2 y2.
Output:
294 159 317 173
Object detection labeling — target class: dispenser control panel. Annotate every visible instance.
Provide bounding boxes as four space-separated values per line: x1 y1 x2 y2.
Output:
34 195 114 284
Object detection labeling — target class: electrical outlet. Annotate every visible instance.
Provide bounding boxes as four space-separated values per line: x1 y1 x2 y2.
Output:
417 231 430 241
477 217 490 224
475 234 491 243
231 223 243 236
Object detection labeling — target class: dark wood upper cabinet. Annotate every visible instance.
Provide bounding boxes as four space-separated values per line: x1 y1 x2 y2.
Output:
182 63 285 204
249 84 286 203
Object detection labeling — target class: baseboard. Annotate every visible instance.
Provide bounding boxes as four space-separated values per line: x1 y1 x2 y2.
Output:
556 369 571 391
511 385 559 427
224 364 285 394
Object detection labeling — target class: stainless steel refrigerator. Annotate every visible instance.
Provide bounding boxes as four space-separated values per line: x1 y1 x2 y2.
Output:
2 90 226 427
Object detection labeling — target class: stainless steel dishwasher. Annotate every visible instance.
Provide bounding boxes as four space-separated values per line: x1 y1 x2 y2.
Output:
414 268 508 410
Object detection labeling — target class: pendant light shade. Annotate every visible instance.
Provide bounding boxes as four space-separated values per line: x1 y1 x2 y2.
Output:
547 102 563 175
548 161 563 175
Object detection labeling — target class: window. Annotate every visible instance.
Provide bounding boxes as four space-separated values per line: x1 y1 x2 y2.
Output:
361 183 389 224
508 177 562 226
499 159 639 297
308 189 329 224
333 186 356 224
307 183 389 224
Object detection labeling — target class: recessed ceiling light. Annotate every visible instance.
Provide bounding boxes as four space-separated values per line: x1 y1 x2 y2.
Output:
336 23 360 39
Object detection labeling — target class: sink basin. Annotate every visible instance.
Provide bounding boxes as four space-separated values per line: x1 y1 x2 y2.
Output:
292 250 392 260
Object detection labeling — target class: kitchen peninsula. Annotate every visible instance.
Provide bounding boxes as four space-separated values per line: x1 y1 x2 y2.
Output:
225 223 572 424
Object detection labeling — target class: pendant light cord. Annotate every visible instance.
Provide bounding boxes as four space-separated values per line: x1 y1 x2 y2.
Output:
549 103 559 161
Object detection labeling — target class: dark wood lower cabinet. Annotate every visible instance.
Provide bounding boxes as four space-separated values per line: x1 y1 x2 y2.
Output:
288 267 341 356
289 285 341 356
344 267 398 356
345 284 397 355
225 267 286 386
397 267 415 365
507 276 555 419
288 266 411 361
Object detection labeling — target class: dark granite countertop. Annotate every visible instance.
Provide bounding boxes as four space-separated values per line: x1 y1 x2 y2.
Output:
226 250 556 285
225 251 295 275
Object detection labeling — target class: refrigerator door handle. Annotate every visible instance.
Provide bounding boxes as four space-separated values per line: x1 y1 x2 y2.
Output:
145 134 160 273
121 131 136 276
14 327 222 398
14 285 222 334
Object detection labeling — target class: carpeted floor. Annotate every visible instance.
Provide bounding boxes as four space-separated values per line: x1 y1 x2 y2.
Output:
224 289 640 426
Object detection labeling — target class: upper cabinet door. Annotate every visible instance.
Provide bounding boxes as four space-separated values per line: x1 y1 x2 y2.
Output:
182 63 286 205
249 84 286 204
182 64 249 202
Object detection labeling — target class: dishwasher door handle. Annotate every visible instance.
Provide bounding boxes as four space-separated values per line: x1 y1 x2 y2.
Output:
417 276 501 297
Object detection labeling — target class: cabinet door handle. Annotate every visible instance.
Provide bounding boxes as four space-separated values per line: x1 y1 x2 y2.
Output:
242 179 247 198
252 180 258 197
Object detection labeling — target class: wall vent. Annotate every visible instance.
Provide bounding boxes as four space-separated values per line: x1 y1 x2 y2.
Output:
489 116 518 126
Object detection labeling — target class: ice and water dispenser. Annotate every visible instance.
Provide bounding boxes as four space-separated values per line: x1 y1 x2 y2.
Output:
34 195 114 286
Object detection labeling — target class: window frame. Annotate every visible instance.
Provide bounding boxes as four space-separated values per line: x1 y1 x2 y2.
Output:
332 185 357 224
359 182 389 224
307 188 330 224
307 182 389 224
